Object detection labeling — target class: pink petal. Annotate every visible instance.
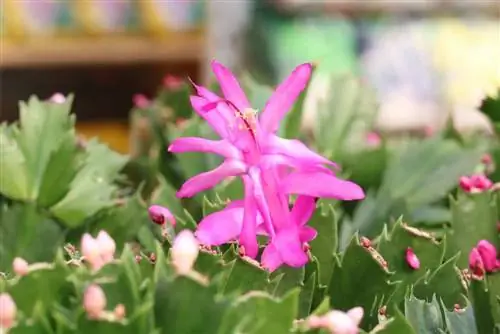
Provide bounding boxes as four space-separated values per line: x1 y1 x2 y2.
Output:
299 226 317 243
261 243 284 272
148 205 176 226
291 195 316 226
211 60 251 111
477 240 498 272
405 247 420 270
190 95 229 138
177 160 247 198
260 168 292 231
260 63 313 133
280 172 365 201
469 247 485 276
168 137 241 159
239 176 259 258
195 207 244 245
263 135 338 168
274 227 309 268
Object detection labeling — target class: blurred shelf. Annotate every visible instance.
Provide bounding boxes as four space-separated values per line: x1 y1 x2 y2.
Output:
1 33 205 69
76 121 129 154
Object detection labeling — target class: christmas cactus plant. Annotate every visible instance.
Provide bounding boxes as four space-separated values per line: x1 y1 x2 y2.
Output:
0 61 499 334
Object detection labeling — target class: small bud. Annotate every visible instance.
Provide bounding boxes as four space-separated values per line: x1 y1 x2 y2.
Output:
148 205 176 226
171 230 199 275
238 245 246 257
459 176 473 192
96 231 116 263
113 304 126 320
133 94 150 109
0 293 16 330
475 240 499 272
149 253 157 263
366 132 381 148
481 154 492 165
360 237 372 248
12 257 29 276
83 285 107 319
453 304 463 313
49 93 66 104
135 255 142 263
405 247 420 270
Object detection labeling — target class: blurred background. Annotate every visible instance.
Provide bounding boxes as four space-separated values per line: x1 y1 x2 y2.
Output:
1 0 499 153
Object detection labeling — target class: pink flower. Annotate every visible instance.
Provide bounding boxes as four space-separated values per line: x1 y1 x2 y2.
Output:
81 231 116 271
0 293 16 330
405 247 420 270
12 257 29 276
163 75 184 90
148 205 176 226
459 174 493 193
308 307 363 334
170 61 364 259
365 132 381 148
83 285 107 319
133 94 151 109
469 240 500 275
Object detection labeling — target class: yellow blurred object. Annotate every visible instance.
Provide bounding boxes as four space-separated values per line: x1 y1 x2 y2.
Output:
3 0 25 40
73 0 134 36
76 121 130 154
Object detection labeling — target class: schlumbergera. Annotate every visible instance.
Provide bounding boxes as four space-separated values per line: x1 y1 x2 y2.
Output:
161 60 365 270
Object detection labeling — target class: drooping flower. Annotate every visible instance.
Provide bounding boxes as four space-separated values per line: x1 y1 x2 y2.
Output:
405 247 420 270
171 230 199 275
307 307 364 334
469 240 500 276
81 231 116 271
0 293 16 330
170 60 365 259
83 284 107 320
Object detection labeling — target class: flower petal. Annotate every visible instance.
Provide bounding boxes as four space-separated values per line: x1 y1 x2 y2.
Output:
177 160 247 198
239 176 259 258
281 172 365 200
261 243 283 272
274 227 309 268
211 60 251 111
291 195 316 226
299 226 317 243
195 207 244 246
264 135 338 168
190 95 228 138
259 167 292 231
169 137 241 159
260 63 313 133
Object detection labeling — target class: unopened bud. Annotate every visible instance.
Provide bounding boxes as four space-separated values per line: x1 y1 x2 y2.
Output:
13 257 29 276
49 93 66 104
148 205 176 226
405 247 420 270
81 234 103 270
308 307 363 334
171 230 199 275
0 293 16 330
96 231 116 263
113 304 126 320
133 94 150 109
360 237 372 248
83 285 107 319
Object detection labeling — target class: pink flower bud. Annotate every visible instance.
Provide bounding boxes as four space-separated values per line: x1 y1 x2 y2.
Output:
405 247 420 270
470 174 493 191
81 233 103 270
476 240 499 272
469 247 485 277
365 132 381 148
459 176 473 192
481 154 492 165
96 231 116 263
171 230 199 275
133 94 150 109
163 75 184 90
12 257 29 276
148 205 176 226
83 285 107 319
0 293 16 330
113 304 126 320
308 307 363 334
49 93 66 104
